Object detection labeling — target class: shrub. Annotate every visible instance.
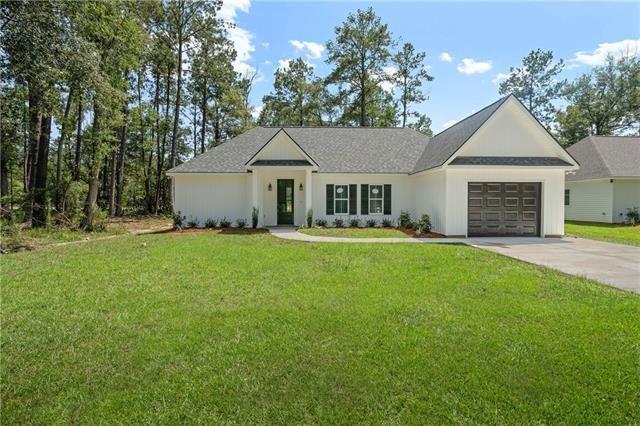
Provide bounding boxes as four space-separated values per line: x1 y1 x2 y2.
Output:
173 211 184 228
204 217 217 228
349 217 361 227
186 217 199 228
397 210 414 229
251 207 259 229
415 214 432 234
626 207 640 225
381 217 393 227
306 209 313 228
333 217 344 228
315 218 327 227
219 217 231 228
366 218 377 227
236 218 247 228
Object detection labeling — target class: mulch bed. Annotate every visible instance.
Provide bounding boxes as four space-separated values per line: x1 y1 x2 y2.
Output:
396 227 447 238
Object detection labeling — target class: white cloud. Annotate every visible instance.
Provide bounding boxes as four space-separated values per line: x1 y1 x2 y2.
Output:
571 39 640 66
379 66 397 92
219 0 250 21
219 0 255 74
278 58 292 70
440 52 453 62
492 72 510 85
252 105 263 118
261 42 270 48
442 119 460 130
289 40 325 60
263 60 272 65
457 58 492 75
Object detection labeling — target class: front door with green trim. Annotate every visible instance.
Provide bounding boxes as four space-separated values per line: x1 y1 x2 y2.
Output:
277 179 294 225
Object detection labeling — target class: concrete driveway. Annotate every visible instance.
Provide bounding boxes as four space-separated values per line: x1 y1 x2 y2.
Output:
469 237 640 294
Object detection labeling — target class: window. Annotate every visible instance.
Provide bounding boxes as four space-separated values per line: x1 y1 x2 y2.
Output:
334 185 349 214
369 184 383 214
564 189 570 206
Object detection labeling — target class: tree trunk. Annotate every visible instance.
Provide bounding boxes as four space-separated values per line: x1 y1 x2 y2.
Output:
81 108 101 230
359 57 366 127
32 115 51 227
74 94 83 181
115 101 128 216
55 86 74 210
24 87 42 223
200 77 207 153
155 66 171 214
0 136 9 217
402 76 407 128
168 33 183 211
108 141 117 216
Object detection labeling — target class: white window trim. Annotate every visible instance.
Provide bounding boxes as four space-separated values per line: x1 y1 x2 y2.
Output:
334 184 350 215
368 184 385 215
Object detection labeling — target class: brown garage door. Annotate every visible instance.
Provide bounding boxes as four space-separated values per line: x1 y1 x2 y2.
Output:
468 182 541 237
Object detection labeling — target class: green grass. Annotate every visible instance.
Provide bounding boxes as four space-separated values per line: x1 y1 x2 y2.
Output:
299 227 410 238
565 221 640 246
2 233 639 423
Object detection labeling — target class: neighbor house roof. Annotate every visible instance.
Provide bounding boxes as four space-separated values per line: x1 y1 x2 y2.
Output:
168 95 573 175
566 136 640 181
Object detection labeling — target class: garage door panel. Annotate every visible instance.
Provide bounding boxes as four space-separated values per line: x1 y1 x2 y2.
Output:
468 182 541 237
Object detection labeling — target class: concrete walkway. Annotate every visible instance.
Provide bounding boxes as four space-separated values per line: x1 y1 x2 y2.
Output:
268 228 640 294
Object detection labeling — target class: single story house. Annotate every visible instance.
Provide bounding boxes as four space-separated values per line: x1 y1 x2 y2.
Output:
168 95 578 237
565 136 640 223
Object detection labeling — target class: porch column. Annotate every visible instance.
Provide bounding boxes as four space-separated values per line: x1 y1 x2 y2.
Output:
251 170 259 223
305 169 312 223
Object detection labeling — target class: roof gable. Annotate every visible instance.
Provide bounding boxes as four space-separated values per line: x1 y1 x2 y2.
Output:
246 128 317 167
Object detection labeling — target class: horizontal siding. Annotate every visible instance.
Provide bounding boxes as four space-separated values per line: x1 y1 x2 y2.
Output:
564 180 613 223
613 179 640 223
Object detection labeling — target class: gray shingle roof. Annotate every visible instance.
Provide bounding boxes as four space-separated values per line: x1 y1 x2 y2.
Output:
168 126 429 174
411 96 510 173
566 136 640 181
450 156 573 166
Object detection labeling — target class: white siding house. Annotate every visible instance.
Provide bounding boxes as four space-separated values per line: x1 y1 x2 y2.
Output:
565 136 640 223
169 96 578 237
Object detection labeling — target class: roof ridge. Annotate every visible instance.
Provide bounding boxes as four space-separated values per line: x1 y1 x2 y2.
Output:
428 95 510 139
261 125 419 130
588 136 614 176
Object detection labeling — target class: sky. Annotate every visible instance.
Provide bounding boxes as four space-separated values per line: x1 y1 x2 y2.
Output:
219 0 640 132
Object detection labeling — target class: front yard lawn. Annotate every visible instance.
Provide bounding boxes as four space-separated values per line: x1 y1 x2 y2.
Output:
2 233 639 423
299 227 410 238
565 220 640 246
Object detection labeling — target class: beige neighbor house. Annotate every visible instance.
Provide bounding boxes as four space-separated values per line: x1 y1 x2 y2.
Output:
565 136 640 223
168 95 579 237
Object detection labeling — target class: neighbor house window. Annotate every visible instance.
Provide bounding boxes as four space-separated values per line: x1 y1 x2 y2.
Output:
369 185 384 214
335 185 349 214
564 189 570 206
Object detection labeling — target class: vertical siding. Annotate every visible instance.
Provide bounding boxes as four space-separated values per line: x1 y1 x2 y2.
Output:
411 170 447 234
564 180 614 223
445 168 566 236
613 179 640 223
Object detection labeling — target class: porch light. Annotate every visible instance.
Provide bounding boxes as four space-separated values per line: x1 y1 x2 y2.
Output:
268 183 272 191
299 183 303 191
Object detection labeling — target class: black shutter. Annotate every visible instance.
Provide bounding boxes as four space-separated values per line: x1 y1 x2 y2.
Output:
361 184 369 215
383 184 392 215
349 184 357 215
326 184 334 215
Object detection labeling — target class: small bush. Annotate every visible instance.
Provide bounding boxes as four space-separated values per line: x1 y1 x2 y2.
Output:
204 217 217 228
173 211 184 228
626 207 640 225
397 210 414 229
315 218 327 227
381 217 393 227
333 217 344 228
251 207 259 229
236 218 247 228
349 217 361 227
415 214 432 234
306 209 313 228
186 217 199 228
366 218 377 227
219 217 231 228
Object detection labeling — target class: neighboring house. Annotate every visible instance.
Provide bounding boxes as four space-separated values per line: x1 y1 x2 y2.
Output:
168 95 578 237
565 136 640 223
